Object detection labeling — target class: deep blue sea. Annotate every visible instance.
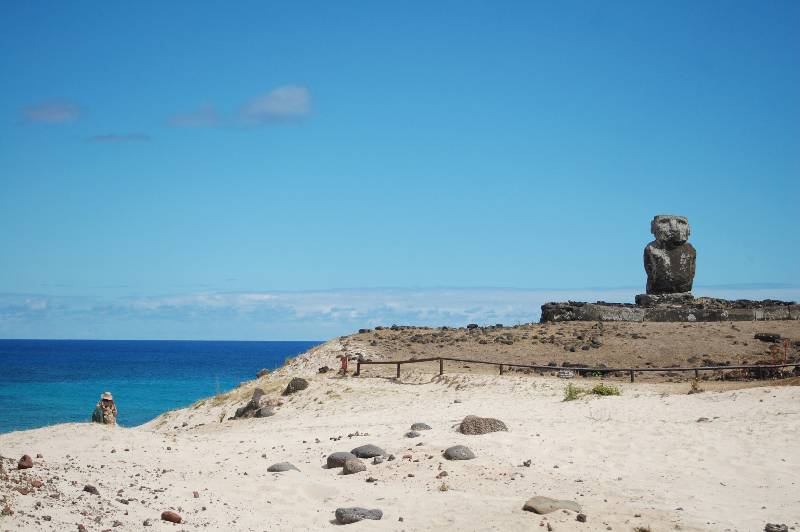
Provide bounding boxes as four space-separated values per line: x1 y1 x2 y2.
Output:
0 339 321 434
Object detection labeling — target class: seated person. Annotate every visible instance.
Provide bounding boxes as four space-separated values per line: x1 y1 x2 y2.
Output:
91 391 118 425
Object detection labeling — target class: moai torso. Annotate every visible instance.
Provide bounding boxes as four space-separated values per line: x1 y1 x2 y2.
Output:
643 215 696 294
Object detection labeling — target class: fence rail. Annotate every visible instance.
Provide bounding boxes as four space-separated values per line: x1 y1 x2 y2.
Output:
355 356 799 383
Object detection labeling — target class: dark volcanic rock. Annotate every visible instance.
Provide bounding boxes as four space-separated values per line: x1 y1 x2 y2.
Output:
351 444 385 458
410 422 432 431
256 368 270 378
255 406 275 418
635 292 695 307
335 507 383 524
327 452 357 468
405 431 421 438
234 388 267 419
764 525 788 532
161 511 182 524
17 455 33 470
83 485 99 496
267 462 299 472
443 445 475 460
458 415 508 435
542 299 798 323
282 377 309 396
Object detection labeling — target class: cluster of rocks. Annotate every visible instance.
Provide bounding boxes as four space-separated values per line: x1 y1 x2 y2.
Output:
233 388 278 419
321 418 502 523
3 453 186 528
541 298 799 323
232 377 310 420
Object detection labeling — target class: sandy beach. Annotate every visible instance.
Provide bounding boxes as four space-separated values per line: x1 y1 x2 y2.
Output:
1 338 798 531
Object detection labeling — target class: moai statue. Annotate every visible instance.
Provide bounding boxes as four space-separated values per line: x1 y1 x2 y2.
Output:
643 215 696 295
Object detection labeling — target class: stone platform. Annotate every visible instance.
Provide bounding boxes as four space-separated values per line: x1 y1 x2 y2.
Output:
540 297 799 323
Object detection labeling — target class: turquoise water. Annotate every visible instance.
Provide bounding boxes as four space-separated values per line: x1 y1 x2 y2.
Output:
0 339 321 433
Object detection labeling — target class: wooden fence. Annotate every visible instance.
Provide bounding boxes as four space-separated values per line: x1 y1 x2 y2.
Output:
355 356 799 383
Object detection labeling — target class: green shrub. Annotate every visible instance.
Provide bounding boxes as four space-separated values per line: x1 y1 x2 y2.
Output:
563 383 586 401
591 383 621 396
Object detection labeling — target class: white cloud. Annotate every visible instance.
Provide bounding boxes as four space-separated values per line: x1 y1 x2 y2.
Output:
1 286 797 340
23 101 81 123
240 85 311 124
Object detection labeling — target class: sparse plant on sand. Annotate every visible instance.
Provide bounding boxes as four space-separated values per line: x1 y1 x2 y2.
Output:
218 410 226 423
590 383 621 396
688 377 703 394
564 382 621 401
438 482 449 492
563 383 586 401
633 526 652 532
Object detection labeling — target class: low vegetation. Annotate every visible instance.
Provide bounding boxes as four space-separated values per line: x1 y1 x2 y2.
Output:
563 383 585 401
563 382 621 401
590 383 621 396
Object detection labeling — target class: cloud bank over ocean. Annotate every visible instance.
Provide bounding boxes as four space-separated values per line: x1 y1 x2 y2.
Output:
1 285 797 341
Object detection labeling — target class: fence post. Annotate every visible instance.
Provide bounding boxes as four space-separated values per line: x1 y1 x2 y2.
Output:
439 358 444 376
396 363 400 379
499 364 504 375
694 368 699 380
629 369 635 383
356 361 361 376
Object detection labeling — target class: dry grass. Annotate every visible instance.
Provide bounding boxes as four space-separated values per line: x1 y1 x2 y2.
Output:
346 321 799 383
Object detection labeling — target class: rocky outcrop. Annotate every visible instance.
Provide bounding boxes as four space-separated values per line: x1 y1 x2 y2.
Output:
541 215 797 322
541 299 798 323
282 377 309 396
234 389 276 419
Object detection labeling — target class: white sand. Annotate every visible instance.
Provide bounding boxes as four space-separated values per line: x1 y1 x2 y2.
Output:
1 339 798 531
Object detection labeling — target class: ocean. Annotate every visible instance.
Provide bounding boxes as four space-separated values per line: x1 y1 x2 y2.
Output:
0 339 321 434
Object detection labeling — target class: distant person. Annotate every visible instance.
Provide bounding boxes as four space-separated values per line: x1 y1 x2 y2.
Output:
338 354 348 375
92 392 118 425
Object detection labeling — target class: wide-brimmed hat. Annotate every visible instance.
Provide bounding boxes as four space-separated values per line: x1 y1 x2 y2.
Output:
101 392 113 401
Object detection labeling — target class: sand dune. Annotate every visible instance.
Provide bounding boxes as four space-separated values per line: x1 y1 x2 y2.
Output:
1 339 798 531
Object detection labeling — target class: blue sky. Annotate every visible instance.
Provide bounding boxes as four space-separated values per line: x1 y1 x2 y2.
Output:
1 1 798 339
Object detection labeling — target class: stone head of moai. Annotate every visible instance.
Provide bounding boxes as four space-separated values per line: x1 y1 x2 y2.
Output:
644 214 696 294
651 215 690 247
